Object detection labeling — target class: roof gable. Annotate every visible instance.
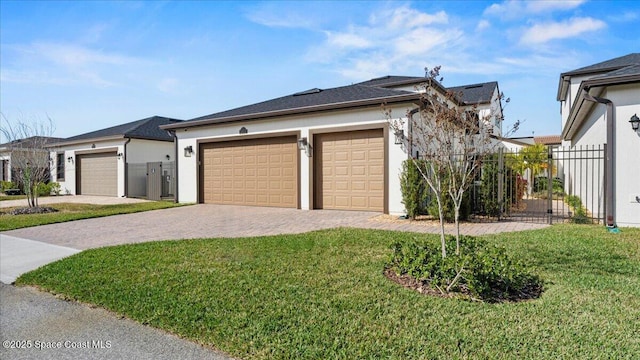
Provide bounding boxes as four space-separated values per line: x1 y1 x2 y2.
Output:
448 82 498 105
64 116 182 143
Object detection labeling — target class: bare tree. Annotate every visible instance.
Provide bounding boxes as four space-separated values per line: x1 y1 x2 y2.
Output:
0 113 57 208
387 67 518 258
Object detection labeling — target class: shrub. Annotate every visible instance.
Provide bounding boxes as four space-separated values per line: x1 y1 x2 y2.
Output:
386 236 543 302
426 169 471 222
399 160 429 219
1 181 17 192
35 182 54 197
49 182 61 196
533 176 564 195
565 195 591 224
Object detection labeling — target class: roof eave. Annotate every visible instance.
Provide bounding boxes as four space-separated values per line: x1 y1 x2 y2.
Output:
562 73 640 140
161 93 421 130
52 134 126 148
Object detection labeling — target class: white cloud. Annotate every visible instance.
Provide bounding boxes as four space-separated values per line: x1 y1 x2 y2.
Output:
484 0 585 19
476 20 491 31
520 17 606 45
375 7 449 29
244 3 318 29
325 31 372 49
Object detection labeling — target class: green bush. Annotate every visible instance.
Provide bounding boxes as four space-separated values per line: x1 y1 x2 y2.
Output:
400 160 429 218
35 182 55 197
533 176 564 195
426 169 471 222
386 236 543 302
565 195 591 224
1 181 17 192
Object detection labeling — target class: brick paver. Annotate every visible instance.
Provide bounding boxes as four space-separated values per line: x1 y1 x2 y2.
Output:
2 204 548 250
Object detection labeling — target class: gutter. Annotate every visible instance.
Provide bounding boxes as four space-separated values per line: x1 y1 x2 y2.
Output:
123 138 131 197
582 89 615 227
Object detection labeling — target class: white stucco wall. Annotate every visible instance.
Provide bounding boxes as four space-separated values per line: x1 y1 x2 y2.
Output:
608 84 640 226
51 139 127 196
126 139 175 163
175 103 415 214
563 83 640 227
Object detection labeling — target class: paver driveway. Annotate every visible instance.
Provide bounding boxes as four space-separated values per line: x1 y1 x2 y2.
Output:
3 204 548 250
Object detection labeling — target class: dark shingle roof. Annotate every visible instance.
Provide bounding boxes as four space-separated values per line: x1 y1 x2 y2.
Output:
447 82 498 105
64 116 182 142
356 75 426 87
190 85 416 122
0 136 64 149
562 53 640 77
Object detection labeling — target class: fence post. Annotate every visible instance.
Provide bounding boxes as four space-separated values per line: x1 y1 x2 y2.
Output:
547 146 553 225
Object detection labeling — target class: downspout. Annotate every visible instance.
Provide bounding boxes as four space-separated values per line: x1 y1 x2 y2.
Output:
582 89 615 227
169 130 179 203
123 137 131 197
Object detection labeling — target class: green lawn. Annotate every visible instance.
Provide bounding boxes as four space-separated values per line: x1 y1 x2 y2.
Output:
0 201 187 231
17 226 640 359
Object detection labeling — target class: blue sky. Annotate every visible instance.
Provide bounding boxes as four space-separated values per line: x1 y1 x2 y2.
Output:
1 0 638 140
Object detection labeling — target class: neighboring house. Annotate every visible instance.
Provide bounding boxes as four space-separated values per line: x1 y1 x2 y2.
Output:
51 116 182 198
557 53 640 227
161 76 505 215
0 136 63 185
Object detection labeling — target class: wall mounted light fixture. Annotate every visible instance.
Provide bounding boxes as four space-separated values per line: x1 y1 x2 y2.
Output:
297 137 312 157
67 156 73 163
166 154 171 160
117 152 123 160
184 145 194 157
394 128 405 145
630 113 639 133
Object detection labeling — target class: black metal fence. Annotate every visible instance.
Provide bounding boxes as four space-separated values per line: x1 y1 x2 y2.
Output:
419 145 605 224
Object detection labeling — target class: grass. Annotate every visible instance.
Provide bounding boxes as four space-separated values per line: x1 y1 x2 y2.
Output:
0 194 28 201
0 201 186 231
17 225 640 359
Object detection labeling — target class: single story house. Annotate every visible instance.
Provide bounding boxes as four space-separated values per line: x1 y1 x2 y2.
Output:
0 136 63 185
161 76 504 215
51 116 182 198
557 53 640 227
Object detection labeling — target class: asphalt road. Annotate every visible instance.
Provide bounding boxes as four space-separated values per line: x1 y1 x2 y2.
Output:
0 283 234 360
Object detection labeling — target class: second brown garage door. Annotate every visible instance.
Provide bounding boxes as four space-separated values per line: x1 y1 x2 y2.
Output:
200 136 298 208
314 129 384 211
76 152 118 196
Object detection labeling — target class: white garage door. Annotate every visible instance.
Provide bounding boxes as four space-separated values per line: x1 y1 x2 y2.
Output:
77 152 118 196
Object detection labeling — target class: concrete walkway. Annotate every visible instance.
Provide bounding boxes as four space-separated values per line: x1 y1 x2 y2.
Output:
0 235 80 284
1 195 149 208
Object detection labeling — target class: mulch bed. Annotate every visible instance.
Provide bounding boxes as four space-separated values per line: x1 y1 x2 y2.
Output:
5 207 58 215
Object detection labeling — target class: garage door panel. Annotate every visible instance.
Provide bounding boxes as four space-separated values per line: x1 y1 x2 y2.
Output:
201 136 297 208
77 152 117 196
315 129 384 212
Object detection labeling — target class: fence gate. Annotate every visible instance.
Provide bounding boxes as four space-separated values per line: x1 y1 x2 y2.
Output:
475 145 606 224
146 162 162 201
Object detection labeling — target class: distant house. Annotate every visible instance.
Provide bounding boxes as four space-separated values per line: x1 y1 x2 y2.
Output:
0 136 63 185
161 76 505 214
51 116 182 199
557 53 640 227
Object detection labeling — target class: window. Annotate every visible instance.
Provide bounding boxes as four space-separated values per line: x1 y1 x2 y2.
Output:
56 153 65 181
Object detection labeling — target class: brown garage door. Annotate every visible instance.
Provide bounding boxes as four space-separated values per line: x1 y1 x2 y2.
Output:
315 129 384 211
200 136 298 207
77 152 117 196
